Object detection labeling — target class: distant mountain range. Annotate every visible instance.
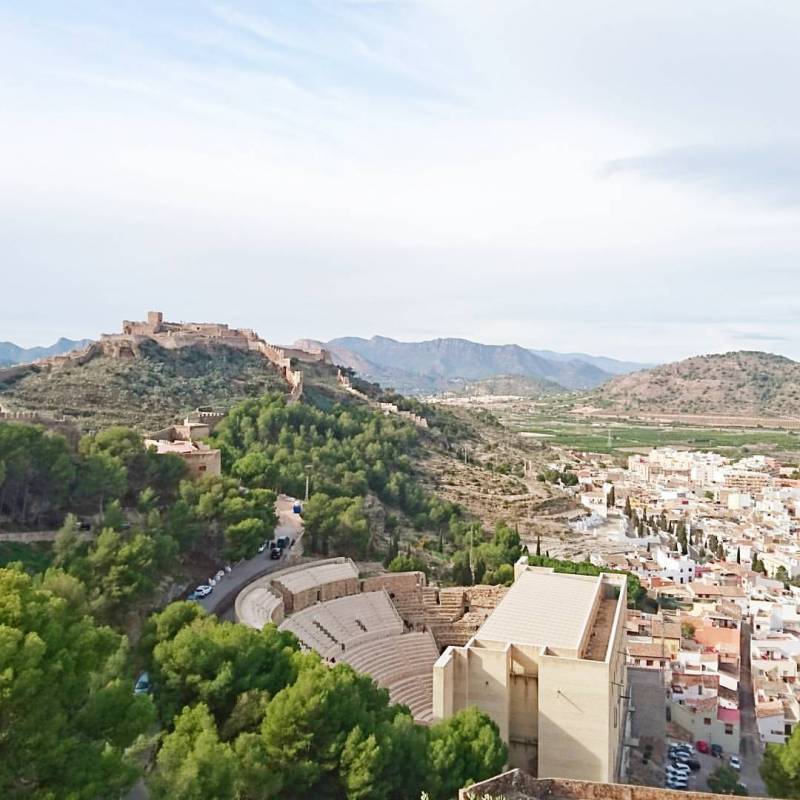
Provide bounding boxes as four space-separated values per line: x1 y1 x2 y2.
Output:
295 335 651 394
601 350 800 418
0 337 92 367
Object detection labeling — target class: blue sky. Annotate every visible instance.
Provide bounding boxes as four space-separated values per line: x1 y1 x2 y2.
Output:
2 1 800 362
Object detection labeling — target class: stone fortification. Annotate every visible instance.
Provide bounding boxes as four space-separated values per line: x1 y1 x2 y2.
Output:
110 311 322 402
0 311 326 404
337 370 429 428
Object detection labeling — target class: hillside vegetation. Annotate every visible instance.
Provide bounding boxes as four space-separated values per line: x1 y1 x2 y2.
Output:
0 340 286 431
439 373 564 397
601 351 800 417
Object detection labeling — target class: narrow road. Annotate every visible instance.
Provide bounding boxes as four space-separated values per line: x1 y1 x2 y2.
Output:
740 621 767 796
126 496 304 800
197 494 304 616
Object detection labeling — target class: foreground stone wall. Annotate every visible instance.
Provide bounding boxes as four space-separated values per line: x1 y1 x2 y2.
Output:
459 772 773 800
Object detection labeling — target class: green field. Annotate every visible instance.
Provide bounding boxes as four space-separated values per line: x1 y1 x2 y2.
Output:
499 410 800 460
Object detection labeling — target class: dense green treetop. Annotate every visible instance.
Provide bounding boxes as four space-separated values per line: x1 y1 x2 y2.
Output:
762 723 800 797
0 566 154 799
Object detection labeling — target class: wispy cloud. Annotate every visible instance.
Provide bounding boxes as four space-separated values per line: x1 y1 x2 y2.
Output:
602 144 800 206
730 330 791 342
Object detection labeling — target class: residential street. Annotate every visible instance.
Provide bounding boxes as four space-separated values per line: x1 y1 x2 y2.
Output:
739 622 767 796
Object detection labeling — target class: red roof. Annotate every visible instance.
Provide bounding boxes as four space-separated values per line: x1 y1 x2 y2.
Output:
717 707 740 724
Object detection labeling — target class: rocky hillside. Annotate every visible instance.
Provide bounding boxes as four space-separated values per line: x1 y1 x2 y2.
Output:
320 335 615 393
601 351 800 417
0 340 287 431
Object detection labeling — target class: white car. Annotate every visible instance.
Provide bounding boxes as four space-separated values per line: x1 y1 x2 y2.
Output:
729 755 741 771
667 778 688 790
258 542 267 553
193 584 213 598
214 569 225 581
667 763 690 774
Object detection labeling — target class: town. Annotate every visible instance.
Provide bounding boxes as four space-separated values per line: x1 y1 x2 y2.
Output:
555 443 800 793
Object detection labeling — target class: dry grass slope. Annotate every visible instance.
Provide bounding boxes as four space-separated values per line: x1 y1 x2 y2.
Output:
601 351 800 418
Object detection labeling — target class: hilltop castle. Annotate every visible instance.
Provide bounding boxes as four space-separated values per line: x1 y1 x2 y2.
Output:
0 311 331 405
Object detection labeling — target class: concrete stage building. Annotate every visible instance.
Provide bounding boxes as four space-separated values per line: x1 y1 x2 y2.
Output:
433 558 629 783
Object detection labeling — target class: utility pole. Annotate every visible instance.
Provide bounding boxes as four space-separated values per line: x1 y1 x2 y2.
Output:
304 464 313 502
469 525 475 584
463 443 468 465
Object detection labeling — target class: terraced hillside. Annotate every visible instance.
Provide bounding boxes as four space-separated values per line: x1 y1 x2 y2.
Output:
601 351 800 418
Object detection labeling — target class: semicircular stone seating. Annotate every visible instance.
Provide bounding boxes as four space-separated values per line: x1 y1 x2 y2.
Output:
279 590 439 724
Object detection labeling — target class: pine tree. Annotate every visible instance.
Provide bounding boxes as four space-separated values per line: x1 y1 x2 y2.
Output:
736 546 741 564
535 535 541 556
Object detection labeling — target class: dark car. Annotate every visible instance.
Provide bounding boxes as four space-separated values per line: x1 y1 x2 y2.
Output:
711 743 724 758
277 536 289 549
270 547 281 560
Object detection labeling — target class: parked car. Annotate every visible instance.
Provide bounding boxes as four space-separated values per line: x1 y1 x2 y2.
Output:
215 569 225 582
258 541 267 553
666 767 687 780
270 547 281 560
293 502 302 514
277 536 289 549
687 759 701 771
668 762 690 774
666 778 689 791
696 740 710 754
729 755 741 771
192 584 213 598
711 743 723 758
134 671 151 695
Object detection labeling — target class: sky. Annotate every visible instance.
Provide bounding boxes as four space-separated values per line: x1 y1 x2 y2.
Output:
2 0 800 363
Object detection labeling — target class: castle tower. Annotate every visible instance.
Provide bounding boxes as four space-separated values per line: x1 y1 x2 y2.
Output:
147 310 164 333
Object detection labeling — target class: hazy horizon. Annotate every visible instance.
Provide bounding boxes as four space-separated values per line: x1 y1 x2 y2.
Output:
3 323 797 369
3 2 800 361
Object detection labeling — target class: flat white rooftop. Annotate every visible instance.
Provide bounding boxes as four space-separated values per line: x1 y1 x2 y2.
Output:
275 560 359 593
475 570 601 651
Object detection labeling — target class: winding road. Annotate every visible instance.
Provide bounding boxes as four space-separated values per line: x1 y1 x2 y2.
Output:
197 494 305 616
